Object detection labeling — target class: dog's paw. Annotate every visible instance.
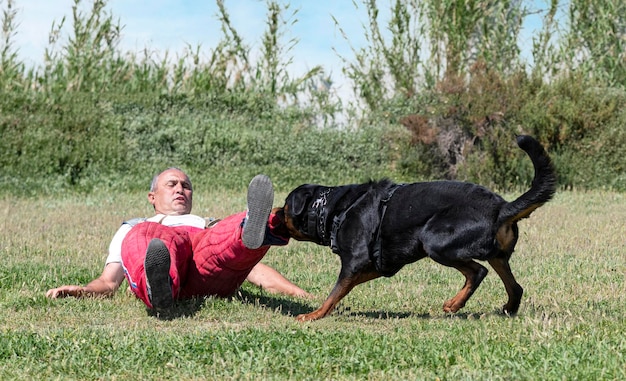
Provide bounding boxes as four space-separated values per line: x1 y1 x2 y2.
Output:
295 309 328 322
443 298 464 313
295 313 313 322
501 304 520 316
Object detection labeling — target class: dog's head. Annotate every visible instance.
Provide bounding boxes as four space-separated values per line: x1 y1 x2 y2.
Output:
279 184 331 244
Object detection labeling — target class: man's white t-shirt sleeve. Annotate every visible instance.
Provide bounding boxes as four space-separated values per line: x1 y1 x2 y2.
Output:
106 223 132 264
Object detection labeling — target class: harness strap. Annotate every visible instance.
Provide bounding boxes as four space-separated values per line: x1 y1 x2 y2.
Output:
123 217 147 227
329 190 370 253
308 187 351 246
372 184 403 273
329 184 403 254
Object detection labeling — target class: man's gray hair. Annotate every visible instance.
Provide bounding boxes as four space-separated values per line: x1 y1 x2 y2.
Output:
150 167 190 192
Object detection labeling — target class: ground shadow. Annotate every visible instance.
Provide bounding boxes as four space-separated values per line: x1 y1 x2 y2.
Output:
336 307 512 321
345 309 429 320
146 297 207 320
236 289 315 317
146 293 511 321
145 290 315 320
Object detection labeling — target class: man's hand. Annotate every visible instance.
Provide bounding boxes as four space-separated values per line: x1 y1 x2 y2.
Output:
45 262 125 299
46 285 85 298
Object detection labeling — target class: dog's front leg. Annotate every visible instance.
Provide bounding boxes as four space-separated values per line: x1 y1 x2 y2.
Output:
296 267 381 321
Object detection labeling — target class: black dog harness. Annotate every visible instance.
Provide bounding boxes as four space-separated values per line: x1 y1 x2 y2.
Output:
306 187 351 247
306 183 404 272
370 183 403 275
328 190 370 253
326 184 404 259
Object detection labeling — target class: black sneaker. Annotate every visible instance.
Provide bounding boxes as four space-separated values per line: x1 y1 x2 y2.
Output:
242 175 274 249
144 238 173 310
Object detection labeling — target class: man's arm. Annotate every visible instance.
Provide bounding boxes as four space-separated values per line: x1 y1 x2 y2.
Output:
246 263 313 298
46 262 126 299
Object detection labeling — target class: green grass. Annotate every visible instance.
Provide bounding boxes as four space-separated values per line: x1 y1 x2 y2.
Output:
0 190 624 380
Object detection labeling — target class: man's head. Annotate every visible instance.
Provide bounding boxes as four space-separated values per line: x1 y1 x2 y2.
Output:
148 167 193 215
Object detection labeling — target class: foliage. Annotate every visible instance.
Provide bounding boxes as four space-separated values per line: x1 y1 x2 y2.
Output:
0 0 625 194
560 0 626 88
0 0 363 194
339 0 625 191
551 106 626 190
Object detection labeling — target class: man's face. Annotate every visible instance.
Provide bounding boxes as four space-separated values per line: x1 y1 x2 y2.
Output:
148 169 193 215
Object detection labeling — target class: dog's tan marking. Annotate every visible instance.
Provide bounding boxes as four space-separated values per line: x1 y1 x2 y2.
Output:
497 203 544 252
283 205 314 242
511 204 543 222
496 223 515 252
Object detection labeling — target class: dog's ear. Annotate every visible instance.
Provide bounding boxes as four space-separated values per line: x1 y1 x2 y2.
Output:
286 189 311 216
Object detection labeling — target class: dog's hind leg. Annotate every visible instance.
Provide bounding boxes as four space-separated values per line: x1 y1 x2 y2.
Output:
296 266 381 322
436 259 488 313
488 256 523 315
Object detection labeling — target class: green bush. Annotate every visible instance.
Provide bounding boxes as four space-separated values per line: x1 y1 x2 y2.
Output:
519 75 624 147
552 110 626 191
0 0 624 195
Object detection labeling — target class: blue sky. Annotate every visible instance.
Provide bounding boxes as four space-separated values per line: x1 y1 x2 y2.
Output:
11 0 547 99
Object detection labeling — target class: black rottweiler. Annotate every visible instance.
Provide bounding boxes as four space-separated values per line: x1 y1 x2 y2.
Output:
280 135 556 321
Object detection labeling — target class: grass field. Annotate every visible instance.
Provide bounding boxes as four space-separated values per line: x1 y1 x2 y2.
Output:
0 189 624 380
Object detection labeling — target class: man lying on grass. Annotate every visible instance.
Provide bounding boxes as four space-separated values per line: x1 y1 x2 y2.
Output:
46 168 311 312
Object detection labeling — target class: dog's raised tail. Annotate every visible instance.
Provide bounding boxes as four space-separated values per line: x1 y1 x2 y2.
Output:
497 135 556 226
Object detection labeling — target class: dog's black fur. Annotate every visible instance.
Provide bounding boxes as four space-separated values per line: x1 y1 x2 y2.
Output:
280 135 556 321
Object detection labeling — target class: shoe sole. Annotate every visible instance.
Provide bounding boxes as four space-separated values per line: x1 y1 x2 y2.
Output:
242 175 274 249
144 238 173 310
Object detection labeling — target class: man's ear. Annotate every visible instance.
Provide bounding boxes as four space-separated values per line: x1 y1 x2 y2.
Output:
147 192 155 206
